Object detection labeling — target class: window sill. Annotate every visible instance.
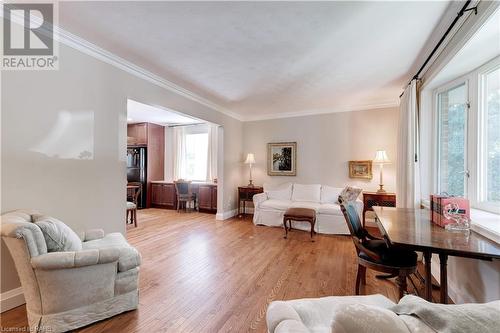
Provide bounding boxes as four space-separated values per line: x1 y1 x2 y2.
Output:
470 208 500 244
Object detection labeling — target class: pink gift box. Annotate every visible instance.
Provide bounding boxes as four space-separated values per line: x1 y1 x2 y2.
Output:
430 194 470 228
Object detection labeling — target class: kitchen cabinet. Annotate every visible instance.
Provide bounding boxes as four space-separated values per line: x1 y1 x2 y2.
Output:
127 123 148 145
198 184 217 213
151 183 176 209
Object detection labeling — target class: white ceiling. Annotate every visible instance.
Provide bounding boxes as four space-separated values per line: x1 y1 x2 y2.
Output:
59 1 450 121
127 99 202 126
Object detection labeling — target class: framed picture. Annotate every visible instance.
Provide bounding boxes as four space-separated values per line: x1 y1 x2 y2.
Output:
268 142 297 176
349 160 373 179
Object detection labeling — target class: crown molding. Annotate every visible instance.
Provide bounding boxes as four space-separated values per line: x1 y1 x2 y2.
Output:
241 100 400 122
53 27 244 122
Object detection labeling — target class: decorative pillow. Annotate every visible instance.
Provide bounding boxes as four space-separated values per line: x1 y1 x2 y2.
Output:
338 186 362 204
331 304 411 333
291 184 321 202
321 186 343 204
34 215 82 252
264 183 293 201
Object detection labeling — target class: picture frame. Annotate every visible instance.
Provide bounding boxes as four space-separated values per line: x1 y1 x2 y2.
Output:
348 160 373 179
267 142 297 176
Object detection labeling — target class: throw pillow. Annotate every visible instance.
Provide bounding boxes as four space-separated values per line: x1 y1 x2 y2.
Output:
331 304 410 333
264 183 293 201
338 186 362 204
34 215 82 252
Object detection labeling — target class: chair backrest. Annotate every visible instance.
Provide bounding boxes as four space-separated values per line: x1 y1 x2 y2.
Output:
174 180 192 196
127 182 142 204
340 201 365 239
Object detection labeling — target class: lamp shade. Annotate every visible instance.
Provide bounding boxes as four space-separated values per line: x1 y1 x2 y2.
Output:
373 150 390 164
244 153 256 164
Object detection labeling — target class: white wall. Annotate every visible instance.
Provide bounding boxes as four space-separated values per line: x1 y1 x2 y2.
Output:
243 107 398 191
1 42 243 296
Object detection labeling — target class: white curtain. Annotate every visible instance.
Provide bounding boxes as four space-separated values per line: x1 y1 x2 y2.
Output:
206 124 218 182
396 80 421 208
172 126 186 180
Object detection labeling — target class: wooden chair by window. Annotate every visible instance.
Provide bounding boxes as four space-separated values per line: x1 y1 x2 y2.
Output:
340 201 417 300
174 180 198 212
127 182 142 227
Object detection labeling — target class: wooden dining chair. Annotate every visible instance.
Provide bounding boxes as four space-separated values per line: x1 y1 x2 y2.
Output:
174 180 197 212
340 201 418 300
127 182 142 227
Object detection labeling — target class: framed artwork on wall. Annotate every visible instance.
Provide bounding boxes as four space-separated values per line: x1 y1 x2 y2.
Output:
267 142 297 176
348 160 373 179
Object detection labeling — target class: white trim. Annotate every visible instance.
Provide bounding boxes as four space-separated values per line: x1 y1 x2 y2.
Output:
53 27 244 122
0 287 25 313
242 101 399 122
216 209 238 221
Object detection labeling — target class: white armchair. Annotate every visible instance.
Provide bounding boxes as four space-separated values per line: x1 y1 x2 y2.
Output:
0 210 141 333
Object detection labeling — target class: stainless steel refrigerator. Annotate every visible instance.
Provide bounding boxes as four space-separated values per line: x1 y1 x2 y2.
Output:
127 147 147 208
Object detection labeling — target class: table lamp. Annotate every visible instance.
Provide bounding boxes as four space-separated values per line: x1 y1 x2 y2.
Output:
373 150 390 193
244 153 256 187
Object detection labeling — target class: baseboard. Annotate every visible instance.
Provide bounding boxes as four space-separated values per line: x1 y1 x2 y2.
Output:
1 287 25 313
216 209 238 220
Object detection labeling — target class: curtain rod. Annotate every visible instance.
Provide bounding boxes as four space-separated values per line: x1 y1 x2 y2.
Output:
168 122 206 128
399 0 477 98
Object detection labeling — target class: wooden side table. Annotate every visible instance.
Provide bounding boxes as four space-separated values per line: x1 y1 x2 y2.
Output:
362 191 396 226
238 186 263 217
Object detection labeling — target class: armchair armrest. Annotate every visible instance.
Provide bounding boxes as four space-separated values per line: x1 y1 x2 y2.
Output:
31 248 120 270
253 192 268 208
79 228 105 241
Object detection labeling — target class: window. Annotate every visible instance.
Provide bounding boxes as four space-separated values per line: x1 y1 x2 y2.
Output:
437 82 468 196
432 57 500 215
479 65 500 209
182 132 208 181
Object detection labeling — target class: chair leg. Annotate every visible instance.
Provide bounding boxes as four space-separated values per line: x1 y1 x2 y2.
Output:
133 209 137 228
355 264 366 295
396 271 408 300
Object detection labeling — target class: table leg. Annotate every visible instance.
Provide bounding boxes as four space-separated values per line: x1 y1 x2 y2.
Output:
439 253 448 304
362 209 366 227
423 251 432 301
238 198 241 218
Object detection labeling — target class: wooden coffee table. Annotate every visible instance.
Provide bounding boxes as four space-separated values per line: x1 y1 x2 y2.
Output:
283 208 316 241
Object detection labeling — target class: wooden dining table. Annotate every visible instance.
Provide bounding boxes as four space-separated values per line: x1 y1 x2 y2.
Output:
373 206 500 303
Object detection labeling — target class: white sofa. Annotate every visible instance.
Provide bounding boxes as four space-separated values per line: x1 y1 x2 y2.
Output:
252 183 363 235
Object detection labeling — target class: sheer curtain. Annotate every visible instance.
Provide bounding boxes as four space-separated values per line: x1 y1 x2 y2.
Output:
172 123 218 182
206 124 218 182
172 126 186 180
396 80 421 208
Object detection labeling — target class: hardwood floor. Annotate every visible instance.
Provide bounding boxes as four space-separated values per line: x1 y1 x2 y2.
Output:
1 209 424 332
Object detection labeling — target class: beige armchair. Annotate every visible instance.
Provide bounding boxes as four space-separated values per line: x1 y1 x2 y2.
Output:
0 210 141 333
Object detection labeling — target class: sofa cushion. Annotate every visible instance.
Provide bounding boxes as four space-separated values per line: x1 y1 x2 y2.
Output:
260 199 292 211
321 186 343 204
290 201 321 211
291 184 321 202
331 303 411 333
34 215 82 252
264 183 293 201
318 203 343 216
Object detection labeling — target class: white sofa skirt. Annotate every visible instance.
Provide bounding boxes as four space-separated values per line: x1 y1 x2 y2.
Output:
253 208 354 235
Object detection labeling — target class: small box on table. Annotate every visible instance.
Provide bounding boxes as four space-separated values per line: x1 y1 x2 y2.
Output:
430 194 470 228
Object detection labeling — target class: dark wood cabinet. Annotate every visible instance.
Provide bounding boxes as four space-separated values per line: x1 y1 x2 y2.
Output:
127 123 148 145
151 183 176 209
151 182 217 213
238 186 264 217
198 184 217 213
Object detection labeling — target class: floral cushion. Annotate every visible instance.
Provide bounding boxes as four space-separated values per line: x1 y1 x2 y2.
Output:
338 186 362 204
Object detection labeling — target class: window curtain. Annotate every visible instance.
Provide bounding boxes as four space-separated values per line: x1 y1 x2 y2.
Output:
206 123 218 182
172 126 186 180
396 79 421 208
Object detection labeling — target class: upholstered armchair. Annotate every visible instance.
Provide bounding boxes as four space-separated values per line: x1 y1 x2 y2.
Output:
0 210 141 333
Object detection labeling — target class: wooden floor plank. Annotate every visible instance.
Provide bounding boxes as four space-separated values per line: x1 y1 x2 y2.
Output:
1 209 437 333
